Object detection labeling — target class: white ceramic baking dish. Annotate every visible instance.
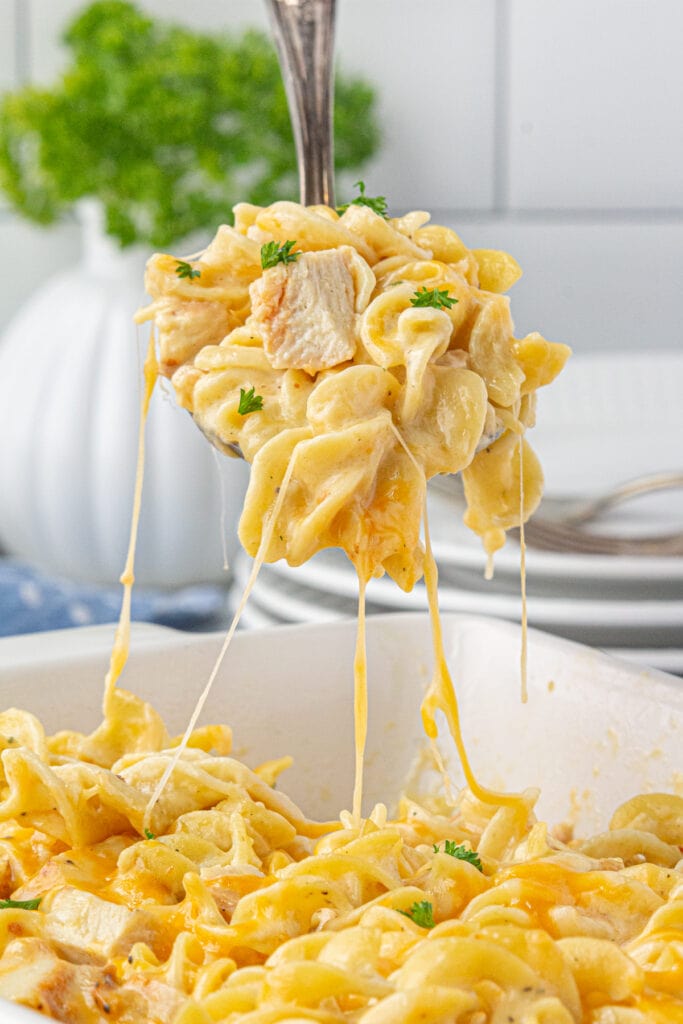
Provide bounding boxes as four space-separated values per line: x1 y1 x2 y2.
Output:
0 614 681 1023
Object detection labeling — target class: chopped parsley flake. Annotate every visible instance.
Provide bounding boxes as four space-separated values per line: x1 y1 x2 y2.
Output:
410 286 458 310
337 180 388 219
175 260 201 280
260 240 299 269
433 840 483 871
238 386 264 415
399 899 435 928
0 897 41 910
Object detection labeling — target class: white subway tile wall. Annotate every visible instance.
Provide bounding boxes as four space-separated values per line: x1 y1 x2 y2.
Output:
335 1 496 211
450 218 683 357
1 0 682 353
507 0 683 211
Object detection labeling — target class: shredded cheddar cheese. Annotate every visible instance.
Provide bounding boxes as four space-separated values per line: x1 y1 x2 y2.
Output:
0 202 679 1024
0 702 681 1023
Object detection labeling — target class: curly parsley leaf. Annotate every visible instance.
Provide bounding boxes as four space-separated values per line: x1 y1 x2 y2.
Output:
0 897 41 910
175 260 201 280
238 386 264 416
337 180 388 219
410 286 458 310
261 240 299 269
399 899 435 929
433 840 483 871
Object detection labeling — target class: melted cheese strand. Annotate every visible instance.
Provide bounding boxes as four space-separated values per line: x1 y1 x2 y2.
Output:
352 575 368 826
387 422 520 808
429 735 456 805
212 446 231 572
421 500 522 808
519 434 529 704
143 450 299 830
103 332 158 705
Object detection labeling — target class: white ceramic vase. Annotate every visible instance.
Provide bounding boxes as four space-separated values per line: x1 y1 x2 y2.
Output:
0 201 248 587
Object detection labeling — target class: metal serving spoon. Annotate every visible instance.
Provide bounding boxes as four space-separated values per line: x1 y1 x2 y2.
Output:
202 0 337 459
209 0 501 460
266 0 336 207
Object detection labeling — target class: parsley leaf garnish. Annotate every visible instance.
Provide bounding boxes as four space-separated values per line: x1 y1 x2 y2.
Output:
0 897 41 910
399 899 435 928
260 240 299 269
175 260 201 280
410 286 458 310
238 386 264 416
144 829 156 840
337 180 388 219
433 840 483 871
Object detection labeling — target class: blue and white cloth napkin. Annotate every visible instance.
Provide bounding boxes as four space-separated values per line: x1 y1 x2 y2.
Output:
0 559 228 636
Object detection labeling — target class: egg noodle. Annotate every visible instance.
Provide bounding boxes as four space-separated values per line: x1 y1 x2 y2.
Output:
0 201 681 1023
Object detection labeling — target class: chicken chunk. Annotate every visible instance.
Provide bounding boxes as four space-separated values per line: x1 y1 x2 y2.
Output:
124 977 186 1021
250 246 374 374
44 887 163 960
146 297 231 376
0 938 102 1023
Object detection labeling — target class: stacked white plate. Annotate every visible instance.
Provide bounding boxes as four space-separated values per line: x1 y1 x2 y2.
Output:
231 351 683 674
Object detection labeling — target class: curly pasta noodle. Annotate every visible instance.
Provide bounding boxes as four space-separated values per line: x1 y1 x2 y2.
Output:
136 200 570 577
0 203 679 1024
0 704 680 1023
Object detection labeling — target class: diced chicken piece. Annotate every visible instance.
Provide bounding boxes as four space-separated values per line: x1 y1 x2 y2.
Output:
143 297 231 376
124 976 186 1021
0 938 102 1023
250 247 374 375
13 859 73 904
45 887 163 960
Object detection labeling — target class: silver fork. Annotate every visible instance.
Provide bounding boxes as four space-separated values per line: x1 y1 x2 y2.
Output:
515 471 683 556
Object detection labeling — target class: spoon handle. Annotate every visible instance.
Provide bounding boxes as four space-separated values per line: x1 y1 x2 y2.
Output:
265 0 337 207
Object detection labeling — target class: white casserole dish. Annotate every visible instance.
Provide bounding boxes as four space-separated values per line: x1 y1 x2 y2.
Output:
0 614 681 1023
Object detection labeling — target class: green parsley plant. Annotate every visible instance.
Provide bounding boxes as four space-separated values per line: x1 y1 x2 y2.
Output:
0 1 380 248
